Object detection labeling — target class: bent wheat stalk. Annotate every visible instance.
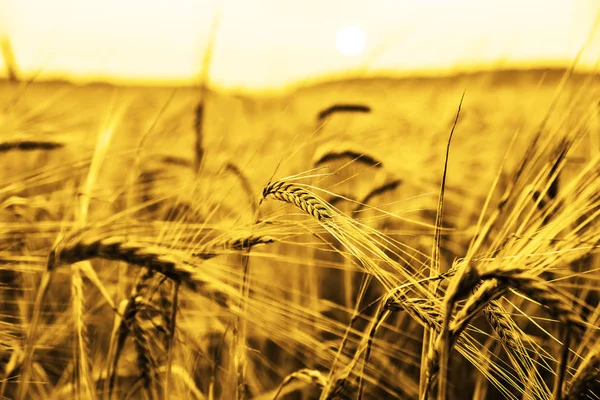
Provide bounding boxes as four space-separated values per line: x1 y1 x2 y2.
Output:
272 369 328 400
566 337 600 399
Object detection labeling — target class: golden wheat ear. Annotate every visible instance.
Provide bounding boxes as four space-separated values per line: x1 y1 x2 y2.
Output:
262 180 333 222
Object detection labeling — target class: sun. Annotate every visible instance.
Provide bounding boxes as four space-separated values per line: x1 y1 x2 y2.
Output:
335 25 366 56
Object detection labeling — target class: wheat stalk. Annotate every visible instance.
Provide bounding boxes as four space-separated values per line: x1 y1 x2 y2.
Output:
225 162 258 215
423 280 506 399
71 267 94 400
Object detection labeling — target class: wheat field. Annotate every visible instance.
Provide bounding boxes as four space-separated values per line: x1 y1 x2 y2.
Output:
0 68 599 399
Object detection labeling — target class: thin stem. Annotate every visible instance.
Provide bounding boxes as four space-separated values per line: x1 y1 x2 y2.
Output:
164 282 180 399
553 325 571 400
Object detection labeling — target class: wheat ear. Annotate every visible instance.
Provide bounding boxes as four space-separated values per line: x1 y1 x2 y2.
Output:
479 272 585 332
483 302 550 399
48 235 199 287
192 234 274 259
262 180 332 221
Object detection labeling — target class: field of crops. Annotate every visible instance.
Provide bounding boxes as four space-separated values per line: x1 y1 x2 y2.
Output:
0 68 598 399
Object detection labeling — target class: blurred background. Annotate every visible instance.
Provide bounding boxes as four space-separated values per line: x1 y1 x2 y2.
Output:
1 0 599 91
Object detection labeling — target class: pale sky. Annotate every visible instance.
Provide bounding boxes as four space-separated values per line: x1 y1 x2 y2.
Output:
1 0 599 90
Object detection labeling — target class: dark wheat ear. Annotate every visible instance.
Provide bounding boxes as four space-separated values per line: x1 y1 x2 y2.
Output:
312 139 382 169
317 103 371 122
313 149 382 169
0 140 64 152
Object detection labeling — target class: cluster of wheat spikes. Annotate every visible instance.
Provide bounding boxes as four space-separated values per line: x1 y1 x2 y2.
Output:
0 67 599 400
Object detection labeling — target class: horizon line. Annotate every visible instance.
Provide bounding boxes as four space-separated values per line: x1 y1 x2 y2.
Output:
0 65 595 96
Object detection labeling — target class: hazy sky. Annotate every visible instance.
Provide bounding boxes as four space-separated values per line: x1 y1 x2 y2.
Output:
1 0 599 89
